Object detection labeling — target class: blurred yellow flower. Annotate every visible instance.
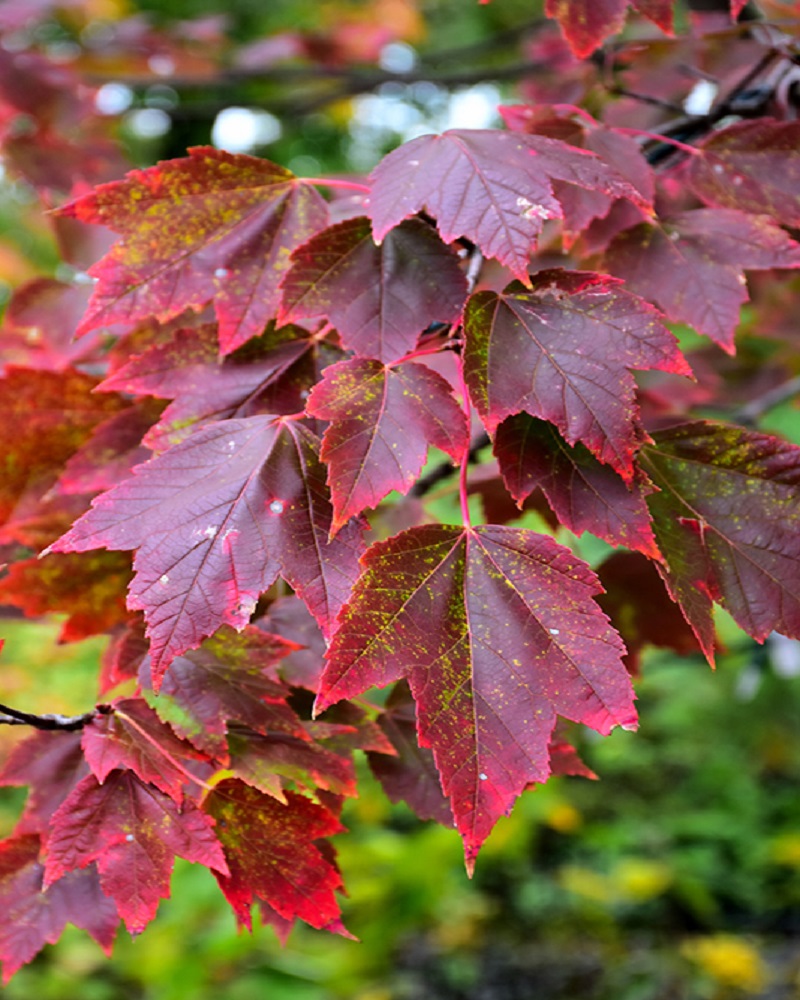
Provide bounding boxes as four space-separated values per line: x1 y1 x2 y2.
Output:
769 832 800 867
682 935 768 994
544 802 583 833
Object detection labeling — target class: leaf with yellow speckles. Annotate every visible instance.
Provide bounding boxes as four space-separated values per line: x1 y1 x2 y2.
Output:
494 413 659 557
44 771 228 935
315 523 635 867
46 416 365 684
368 130 651 281
306 358 468 532
137 626 306 758
640 421 800 660
545 0 673 59
464 269 690 480
279 216 467 362
603 210 800 351
204 780 345 931
60 147 328 354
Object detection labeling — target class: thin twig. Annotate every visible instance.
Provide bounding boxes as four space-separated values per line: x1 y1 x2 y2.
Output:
0 702 107 731
731 374 800 425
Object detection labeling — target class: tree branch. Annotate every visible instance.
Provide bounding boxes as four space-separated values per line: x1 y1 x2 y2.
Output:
0 703 108 731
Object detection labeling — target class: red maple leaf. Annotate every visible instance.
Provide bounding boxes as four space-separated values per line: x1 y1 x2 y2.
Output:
44 771 228 934
690 119 800 228
279 216 467 362
59 147 329 354
316 524 636 867
544 0 673 59
0 834 118 982
463 269 690 479
367 129 650 281
641 421 800 659
48 416 365 682
603 209 800 351
204 780 345 930
307 358 468 531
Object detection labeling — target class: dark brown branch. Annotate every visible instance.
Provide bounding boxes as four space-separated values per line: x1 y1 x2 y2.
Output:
0 702 109 731
411 433 490 498
731 375 800 426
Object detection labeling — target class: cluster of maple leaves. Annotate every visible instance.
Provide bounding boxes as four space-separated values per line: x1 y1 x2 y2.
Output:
0 0 799 981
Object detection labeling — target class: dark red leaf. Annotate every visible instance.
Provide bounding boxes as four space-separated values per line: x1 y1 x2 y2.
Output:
82 698 208 803
367 681 453 826
139 626 305 758
640 421 800 659
49 416 365 682
368 129 650 281
316 524 635 866
604 210 800 351
257 595 327 691
204 781 344 930
279 217 467 362
596 551 704 673
99 323 330 450
0 731 87 834
60 147 329 353
493 413 659 556
0 835 118 983
463 270 690 479
307 358 468 531
44 771 228 934
690 119 800 227
545 0 672 57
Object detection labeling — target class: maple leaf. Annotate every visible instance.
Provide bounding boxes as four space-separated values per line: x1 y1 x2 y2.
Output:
257 595 327 690
227 725 357 802
139 626 305 758
0 731 87 834
44 771 228 934
367 681 454 825
0 367 125 526
463 269 690 479
493 413 659 557
689 119 800 228
315 524 635 866
640 421 800 659
306 358 468 531
545 1 673 59
99 323 334 450
0 550 131 642
82 699 208 803
279 216 467 362
48 415 365 682
0 834 118 983
596 551 703 673
59 147 329 353
204 781 344 930
499 106 654 242
367 129 650 281
603 209 800 351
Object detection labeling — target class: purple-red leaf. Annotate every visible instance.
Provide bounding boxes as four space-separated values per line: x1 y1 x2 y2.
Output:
99 323 330 450
545 0 673 59
689 119 800 227
463 270 690 479
307 358 468 531
316 524 635 866
368 129 650 281
494 413 659 556
48 416 365 683
640 421 800 659
60 147 328 353
139 626 304 758
204 781 344 930
280 216 467 362
604 210 800 351
0 835 118 983
82 698 207 803
44 771 228 934
0 731 87 835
